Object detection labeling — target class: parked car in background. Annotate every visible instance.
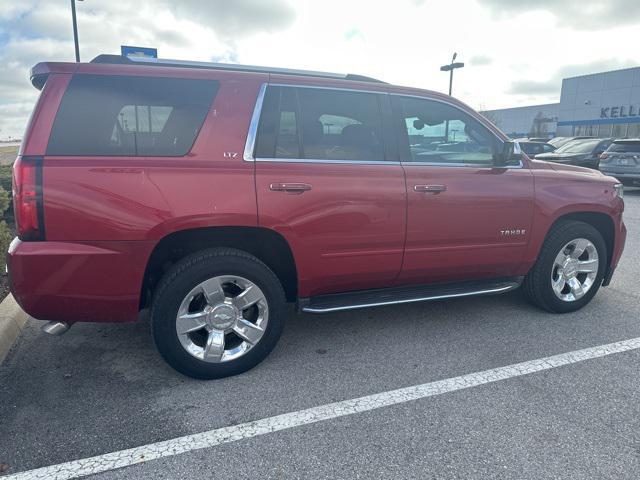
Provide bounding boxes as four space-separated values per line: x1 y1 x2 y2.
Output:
548 136 595 149
535 138 613 169
8 55 626 379
599 139 640 187
518 141 556 157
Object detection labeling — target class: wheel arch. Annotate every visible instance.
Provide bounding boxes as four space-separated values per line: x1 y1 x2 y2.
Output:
546 211 615 270
140 226 298 309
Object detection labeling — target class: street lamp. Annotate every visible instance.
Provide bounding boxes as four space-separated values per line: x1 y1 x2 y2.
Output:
440 52 464 96
440 52 464 142
70 0 84 62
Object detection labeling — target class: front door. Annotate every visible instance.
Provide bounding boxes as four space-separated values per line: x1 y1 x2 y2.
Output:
253 84 406 297
392 95 534 285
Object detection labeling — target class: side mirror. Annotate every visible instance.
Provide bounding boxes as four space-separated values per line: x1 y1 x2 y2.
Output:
495 141 522 166
593 150 604 157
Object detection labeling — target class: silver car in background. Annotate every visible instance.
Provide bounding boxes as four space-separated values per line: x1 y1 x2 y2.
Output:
599 139 640 187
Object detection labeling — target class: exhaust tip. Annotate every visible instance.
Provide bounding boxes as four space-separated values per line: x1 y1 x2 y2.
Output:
42 321 71 336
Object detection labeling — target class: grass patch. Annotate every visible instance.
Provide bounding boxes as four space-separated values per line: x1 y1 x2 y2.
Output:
0 165 12 193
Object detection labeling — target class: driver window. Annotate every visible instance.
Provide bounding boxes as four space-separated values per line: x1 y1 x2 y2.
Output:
395 96 499 166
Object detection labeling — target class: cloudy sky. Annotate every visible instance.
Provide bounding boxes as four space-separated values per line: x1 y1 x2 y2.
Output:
0 0 638 139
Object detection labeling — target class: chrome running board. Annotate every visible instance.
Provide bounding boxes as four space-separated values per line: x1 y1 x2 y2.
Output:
299 277 522 314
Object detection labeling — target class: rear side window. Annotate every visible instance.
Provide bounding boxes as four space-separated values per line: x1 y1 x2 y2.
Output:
607 141 640 153
255 86 386 161
47 75 219 156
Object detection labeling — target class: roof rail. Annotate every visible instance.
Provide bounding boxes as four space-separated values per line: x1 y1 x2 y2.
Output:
90 54 386 84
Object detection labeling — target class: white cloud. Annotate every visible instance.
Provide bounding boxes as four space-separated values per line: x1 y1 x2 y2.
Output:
478 0 640 30
0 0 639 139
507 59 638 96
163 0 296 41
470 55 492 67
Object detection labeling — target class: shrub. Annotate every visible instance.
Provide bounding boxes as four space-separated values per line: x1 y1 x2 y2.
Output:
0 185 12 272
0 165 12 195
0 221 11 273
0 184 9 214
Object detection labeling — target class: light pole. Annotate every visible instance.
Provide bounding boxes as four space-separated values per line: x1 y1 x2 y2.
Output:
440 52 464 141
70 0 84 62
440 52 465 96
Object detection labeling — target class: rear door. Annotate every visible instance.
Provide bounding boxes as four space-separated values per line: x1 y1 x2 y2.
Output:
251 84 406 297
392 94 534 285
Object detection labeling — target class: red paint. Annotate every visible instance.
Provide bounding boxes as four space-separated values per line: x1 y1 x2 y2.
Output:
256 161 406 296
7 60 627 323
399 164 535 284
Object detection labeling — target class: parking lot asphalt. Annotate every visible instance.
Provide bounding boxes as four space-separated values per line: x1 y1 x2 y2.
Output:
1 189 639 479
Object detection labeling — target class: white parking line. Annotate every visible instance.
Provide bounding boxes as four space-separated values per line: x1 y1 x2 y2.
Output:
7 336 640 480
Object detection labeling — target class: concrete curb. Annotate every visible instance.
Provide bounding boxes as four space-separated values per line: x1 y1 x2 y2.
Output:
0 293 29 365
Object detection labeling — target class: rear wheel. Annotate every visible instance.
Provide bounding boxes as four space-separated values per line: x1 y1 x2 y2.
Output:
523 221 606 313
151 248 287 379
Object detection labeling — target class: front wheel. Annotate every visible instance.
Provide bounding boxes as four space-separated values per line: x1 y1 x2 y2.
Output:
523 221 606 313
151 248 287 379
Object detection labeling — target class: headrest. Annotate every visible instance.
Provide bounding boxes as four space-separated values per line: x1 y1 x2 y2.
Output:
342 124 375 146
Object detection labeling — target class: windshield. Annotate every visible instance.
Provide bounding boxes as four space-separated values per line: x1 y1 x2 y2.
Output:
555 139 601 154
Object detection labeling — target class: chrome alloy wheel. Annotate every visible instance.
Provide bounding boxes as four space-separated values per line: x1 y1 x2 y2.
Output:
551 238 599 302
176 275 268 363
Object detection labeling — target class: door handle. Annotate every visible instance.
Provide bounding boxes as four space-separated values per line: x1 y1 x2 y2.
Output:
269 182 312 194
414 184 447 194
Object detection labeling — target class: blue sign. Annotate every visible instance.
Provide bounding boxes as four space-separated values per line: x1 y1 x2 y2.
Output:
121 45 157 59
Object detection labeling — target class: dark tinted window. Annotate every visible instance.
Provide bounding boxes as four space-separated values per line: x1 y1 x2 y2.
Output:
520 142 543 155
275 88 300 158
597 139 612 152
394 96 501 166
47 74 218 156
255 86 386 161
607 141 640 153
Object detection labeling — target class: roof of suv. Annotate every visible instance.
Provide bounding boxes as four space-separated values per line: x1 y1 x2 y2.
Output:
90 54 387 84
30 54 388 91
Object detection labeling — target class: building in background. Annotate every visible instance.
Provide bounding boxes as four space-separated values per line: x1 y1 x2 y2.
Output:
482 66 640 139
481 104 558 138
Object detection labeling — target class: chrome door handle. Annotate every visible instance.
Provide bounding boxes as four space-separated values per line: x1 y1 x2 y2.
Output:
269 182 312 194
414 184 447 194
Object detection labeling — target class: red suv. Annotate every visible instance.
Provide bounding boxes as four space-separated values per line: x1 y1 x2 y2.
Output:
8 55 626 379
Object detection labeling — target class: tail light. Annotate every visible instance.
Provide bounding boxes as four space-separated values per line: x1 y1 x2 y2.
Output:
599 153 610 162
12 156 45 241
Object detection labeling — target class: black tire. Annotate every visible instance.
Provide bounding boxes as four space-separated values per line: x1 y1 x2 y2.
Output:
522 221 607 313
151 248 287 379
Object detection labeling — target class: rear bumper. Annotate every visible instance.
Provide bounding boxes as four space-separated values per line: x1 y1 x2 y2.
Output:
7 238 153 323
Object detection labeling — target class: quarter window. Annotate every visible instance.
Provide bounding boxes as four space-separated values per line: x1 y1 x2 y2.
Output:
48 74 218 157
116 105 173 134
394 96 500 166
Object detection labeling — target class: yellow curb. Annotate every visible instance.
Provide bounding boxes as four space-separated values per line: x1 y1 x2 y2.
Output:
0 293 30 365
